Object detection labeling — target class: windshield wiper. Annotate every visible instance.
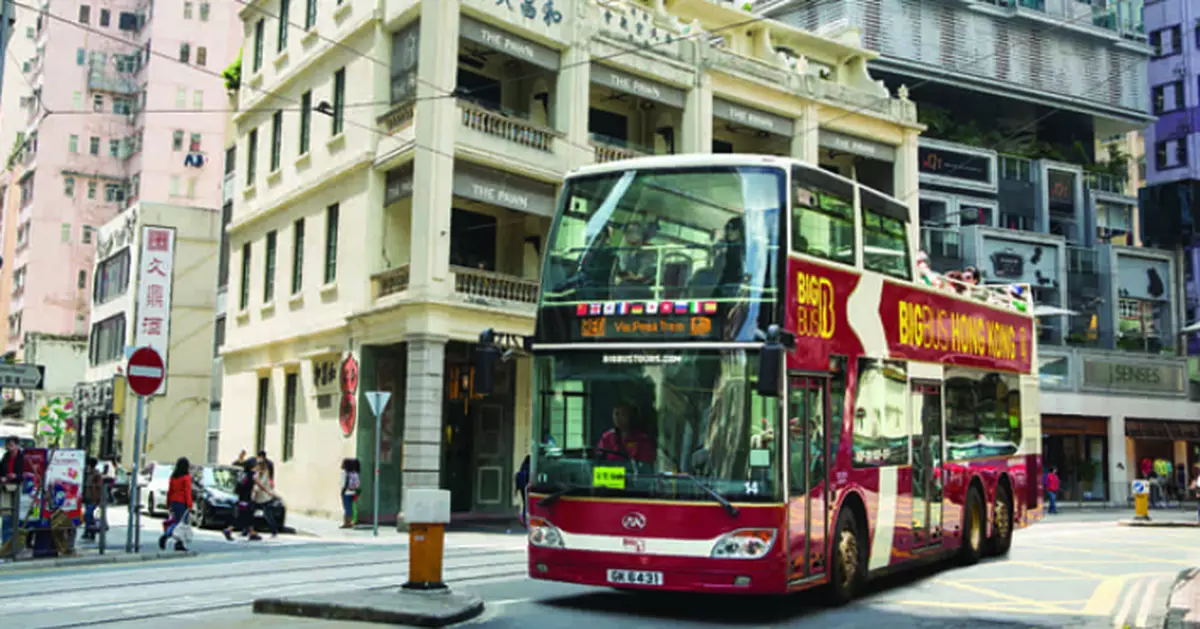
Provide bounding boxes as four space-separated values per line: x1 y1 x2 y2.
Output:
536 483 589 507
653 472 739 518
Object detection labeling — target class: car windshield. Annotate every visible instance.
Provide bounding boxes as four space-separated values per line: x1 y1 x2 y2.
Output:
202 467 239 492
540 166 783 317
153 466 172 480
530 349 783 502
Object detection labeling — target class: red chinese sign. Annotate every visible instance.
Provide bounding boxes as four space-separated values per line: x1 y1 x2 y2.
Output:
135 226 177 395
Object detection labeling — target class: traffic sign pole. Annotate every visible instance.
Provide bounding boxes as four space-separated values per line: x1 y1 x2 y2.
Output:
126 394 145 552
124 347 165 553
364 391 391 538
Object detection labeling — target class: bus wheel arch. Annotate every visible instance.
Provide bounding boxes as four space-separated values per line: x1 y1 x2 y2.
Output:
987 475 1015 557
829 491 868 605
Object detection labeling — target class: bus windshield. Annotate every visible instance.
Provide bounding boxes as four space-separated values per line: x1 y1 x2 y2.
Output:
540 166 784 342
530 349 783 503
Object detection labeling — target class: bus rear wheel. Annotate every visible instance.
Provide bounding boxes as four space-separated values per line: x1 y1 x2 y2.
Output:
959 488 985 566
829 508 865 605
988 484 1014 557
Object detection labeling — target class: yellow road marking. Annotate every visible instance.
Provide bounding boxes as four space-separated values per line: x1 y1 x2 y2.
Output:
957 576 1098 583
1021 544 1192 565
1080 571 1174 618
1006 560 1108 579
932 579 1076 614
887 599 1086 616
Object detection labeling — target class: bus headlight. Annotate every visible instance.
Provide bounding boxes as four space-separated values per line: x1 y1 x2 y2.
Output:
710 528 777 559
528 517 565 548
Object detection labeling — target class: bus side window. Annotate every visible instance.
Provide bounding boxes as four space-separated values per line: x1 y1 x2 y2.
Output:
787 388 806 495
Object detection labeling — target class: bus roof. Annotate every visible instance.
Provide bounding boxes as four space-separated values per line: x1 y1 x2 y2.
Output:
566 154 801 180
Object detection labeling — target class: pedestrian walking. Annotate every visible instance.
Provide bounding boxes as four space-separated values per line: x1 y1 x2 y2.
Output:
340 459 360 529
515 454 530 527
223 460 261 542
159 457 193 552
251 459 279 538
257 450 275 487
1045 466 1060 514
81 457 103 542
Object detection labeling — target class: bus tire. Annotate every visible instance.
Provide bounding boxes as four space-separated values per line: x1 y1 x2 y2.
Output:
830 508 865 605
959 487 985 566
988 484 1014 557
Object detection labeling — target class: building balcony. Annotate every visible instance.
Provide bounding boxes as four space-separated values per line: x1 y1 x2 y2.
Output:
590 137 648 164
972 0 1145 41
370 263 538 315
456 100 566 176
88 68 139 96
1084 171 1128 196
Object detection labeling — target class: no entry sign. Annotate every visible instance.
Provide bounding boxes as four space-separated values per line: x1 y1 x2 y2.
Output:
127 347 165 397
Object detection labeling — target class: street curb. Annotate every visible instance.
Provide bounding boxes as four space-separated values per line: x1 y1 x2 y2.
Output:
0 550 197 573
254 589 484 627
1163 568 1199 629
1118 521 1200 528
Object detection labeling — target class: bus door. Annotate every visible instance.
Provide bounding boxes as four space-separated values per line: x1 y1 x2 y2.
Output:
910 381 945 549
787 374 830 584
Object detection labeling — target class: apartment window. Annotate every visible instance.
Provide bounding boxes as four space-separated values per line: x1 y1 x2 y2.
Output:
199 2 210 20
183 2 193 18
82 226 94 244
239 243 251 310
89 314 126 366
332 68 346 135
87 181 97 199
92 94 103 112
291 218 304 294
304 0 316 29
78 270 87 290
63 176 75 198
89 136 100 155
104 183 125 203
299 91 312 154
270 110 283 171
187 177 197 198
1153 81 1184 114
113 98 132 114
225 145 236 175
68 134 78 153
99 8 110 26
282 372 297 462
76 48 85 65
170 175 180 196
213 315 226 354
246 129 258 185
61 223 71 243
172 130 184 151
264 231 277 302
176 87 186 108
254 377 268 453
1150 25 1182 57
253 19 265 72
73 91 83 110
324 204 339 284
94 248 131 304
130 174 140 199
218 202 232 288
78 5 90 23
193 90 203 110
18 174 33 208
179 42 190 63
277 0 289 51
196 46 207 66
109 139 119 157
190 133 201 152
1156 138 1188 171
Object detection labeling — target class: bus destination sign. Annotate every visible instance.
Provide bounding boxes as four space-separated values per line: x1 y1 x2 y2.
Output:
580 315 717 340
536 298 728 343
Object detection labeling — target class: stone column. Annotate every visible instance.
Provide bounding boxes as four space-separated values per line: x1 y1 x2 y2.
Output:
409 0 461 291
556 30 592 169
791 103 820 164
1107 415 1128 505
893 128 921 256
681 73 712 154
401 335 447 498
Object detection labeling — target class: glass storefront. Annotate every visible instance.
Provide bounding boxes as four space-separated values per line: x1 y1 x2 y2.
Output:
1042 415 1108 502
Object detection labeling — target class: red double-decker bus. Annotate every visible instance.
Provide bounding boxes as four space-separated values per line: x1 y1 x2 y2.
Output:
476 154 1042 601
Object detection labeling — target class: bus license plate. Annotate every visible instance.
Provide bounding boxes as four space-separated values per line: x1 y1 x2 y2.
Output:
607 569 663 586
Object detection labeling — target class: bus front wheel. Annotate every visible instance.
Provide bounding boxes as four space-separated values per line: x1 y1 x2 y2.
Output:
959 488 985 566
829 508 865 605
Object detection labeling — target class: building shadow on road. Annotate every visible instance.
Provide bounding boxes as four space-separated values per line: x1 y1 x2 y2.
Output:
534 559 1070 627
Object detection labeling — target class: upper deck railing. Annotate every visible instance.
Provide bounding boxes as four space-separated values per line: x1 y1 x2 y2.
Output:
915 254 1035 316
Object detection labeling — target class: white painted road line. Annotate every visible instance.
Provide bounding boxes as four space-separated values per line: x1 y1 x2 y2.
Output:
1113 578 1143 629
1134 578 1161 629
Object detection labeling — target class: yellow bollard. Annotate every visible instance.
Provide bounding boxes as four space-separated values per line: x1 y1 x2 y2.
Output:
402 489 451 591
1131 480 1150 521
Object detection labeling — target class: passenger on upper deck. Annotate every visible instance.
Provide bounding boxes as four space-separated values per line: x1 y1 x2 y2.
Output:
613 219 658 300
597 402 656 466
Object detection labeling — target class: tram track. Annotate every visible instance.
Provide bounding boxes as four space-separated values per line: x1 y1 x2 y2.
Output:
0 545 526 600
23 566 529 629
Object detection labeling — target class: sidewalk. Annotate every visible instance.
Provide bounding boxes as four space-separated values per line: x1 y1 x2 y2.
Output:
286 512 526 540
1164 569 1200 629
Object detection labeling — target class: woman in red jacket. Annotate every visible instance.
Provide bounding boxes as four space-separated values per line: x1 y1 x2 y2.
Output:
160 457 193 551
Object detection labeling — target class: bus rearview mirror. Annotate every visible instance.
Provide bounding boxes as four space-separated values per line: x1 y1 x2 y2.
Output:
756 343 783 398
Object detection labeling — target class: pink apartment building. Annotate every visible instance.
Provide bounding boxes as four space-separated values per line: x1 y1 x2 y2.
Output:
1 0 239 355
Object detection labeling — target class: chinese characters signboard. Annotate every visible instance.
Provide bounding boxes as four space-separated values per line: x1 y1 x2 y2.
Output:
135 226 177 395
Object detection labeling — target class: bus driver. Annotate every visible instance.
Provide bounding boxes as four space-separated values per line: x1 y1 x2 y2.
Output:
597 402 656 465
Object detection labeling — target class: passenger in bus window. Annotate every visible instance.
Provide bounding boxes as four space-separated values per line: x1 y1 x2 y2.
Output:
614 220 657 300
597 402 655 466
